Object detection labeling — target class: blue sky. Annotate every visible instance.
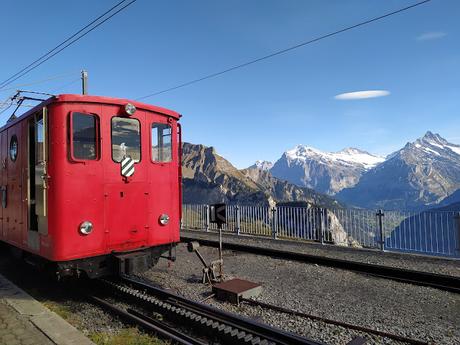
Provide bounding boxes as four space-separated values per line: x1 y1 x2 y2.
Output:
0 0 459 168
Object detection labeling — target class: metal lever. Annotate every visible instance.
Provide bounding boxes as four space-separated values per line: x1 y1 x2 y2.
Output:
187 241 223 285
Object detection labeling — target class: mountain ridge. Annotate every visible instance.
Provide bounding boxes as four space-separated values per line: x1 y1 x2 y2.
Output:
337 131 460 210
182 142 342 208
269 144 384 195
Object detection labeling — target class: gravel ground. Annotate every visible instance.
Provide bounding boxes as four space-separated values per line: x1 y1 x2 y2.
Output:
143 242 460 345
182 230 460 277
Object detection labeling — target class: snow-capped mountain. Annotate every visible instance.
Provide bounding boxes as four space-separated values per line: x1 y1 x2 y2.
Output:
247 160 273 171
285 146 384 169
270 145 384 195
337 132 460 210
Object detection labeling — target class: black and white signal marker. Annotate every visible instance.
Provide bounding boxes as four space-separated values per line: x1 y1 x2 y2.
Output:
121 156 135 177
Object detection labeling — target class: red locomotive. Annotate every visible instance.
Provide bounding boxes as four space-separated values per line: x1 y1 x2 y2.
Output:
0 94 181 278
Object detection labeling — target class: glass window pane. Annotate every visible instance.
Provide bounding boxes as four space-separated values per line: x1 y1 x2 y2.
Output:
72 112 97 160
36 117 44 163
112 117 141 162
152 123 172 162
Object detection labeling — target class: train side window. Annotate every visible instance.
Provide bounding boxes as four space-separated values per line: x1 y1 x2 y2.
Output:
151 123 172 162
71 112 99 160
111 117 141 162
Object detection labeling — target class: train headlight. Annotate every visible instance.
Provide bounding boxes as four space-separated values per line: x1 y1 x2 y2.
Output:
124 103 136 116
159 214 170 226
79 221 93 235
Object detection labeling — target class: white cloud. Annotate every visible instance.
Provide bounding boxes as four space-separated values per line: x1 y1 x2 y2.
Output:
416 31 447 41
334 90 390 100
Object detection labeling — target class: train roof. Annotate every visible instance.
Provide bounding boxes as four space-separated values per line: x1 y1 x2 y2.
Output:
56 94 181 119
1 94 181 131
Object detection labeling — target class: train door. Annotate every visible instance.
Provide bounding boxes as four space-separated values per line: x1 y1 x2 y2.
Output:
148 120 177 245
27 109 48 251
0 131 6 238
104 110 149 249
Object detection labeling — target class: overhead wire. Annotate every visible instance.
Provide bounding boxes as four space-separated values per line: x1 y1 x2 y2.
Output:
0 99 12 108
0 89 50 119
0 0 137 89
0 0 130 88
0 71 79 93
0 103 13 116
52 78 81 94
136 0 431 101
0 74 79 119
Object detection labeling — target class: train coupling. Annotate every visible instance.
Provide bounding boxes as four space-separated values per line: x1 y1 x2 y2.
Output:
113 250 152 276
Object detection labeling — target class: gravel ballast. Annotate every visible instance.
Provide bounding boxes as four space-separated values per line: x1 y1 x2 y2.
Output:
143 242 459 345
0 239 457 345
182 229 460 277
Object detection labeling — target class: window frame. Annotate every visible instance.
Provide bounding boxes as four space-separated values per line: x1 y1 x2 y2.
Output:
9 134 18 162
150 122 173 164
69 111 100 162
110 116 142 164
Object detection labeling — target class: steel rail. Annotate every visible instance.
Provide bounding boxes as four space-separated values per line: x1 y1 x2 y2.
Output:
127 308 207 345
90 295 205 345
180 236 460 294
241 298 428 345
102 276 326 345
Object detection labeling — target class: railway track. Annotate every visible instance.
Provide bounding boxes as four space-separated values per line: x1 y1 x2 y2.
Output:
91 275 327 345
180 236 460 294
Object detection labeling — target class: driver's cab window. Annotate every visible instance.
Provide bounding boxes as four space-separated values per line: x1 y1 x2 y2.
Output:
152 123 172 162
111 117 141 162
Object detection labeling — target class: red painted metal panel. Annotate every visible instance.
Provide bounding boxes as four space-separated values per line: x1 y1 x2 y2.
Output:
5 126 23 246
20 120 28 248
104 182 149 250
0 132 6 238
48 102 106 260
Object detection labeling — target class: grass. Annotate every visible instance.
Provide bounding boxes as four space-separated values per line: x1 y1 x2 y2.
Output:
42 300 167 345
41 300 81 326
89 328 168 345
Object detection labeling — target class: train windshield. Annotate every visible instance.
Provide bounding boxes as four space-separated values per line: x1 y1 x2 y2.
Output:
111 117 141 162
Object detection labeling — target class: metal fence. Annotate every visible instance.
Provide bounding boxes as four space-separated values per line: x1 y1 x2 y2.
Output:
181 204 460 258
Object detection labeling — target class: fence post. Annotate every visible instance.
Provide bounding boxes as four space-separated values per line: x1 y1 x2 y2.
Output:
271 207 277 239
376 209 385 251
316 208 324 245
235 205 241 235
205 205 210 232
455 212 460 257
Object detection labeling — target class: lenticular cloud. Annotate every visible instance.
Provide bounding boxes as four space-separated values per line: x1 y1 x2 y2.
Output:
334 90 390 100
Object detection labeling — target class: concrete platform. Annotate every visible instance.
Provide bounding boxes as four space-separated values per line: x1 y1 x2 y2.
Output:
181 229 460 277
0 274 94 345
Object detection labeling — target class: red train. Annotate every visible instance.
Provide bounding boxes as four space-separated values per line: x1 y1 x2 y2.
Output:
0 94 181 278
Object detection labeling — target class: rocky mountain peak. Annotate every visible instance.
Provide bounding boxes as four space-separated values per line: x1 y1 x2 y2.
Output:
396 132 460 159
421 131 446 144
285 145 322 159
339 147 369 155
